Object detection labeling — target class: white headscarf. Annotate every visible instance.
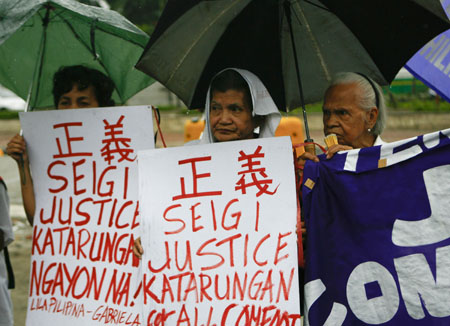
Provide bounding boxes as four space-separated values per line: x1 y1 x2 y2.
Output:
197 68 281 144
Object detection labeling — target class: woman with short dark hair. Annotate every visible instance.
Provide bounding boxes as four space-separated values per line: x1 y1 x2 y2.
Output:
6 65 116 224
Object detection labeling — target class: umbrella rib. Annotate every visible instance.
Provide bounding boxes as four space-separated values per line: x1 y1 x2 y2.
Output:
27 4 52 111
51 6 145 48
166 0 244 84
291 1 331 82
58 14 126 103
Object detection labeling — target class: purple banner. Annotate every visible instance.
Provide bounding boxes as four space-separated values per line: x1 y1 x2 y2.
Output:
302 129 450 325
405 0 450 101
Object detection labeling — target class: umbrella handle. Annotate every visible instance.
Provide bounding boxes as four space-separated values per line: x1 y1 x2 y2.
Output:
18 129 26 185
19 156 26 186
304 139 316 155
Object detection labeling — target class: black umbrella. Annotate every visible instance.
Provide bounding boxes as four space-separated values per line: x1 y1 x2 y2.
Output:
137 0 450 142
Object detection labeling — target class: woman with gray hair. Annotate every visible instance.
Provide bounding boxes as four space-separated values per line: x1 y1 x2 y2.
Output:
300 71 387 163
297 72 388 299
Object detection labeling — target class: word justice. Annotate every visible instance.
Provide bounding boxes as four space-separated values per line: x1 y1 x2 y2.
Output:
147 230 293 273
38 195 139 229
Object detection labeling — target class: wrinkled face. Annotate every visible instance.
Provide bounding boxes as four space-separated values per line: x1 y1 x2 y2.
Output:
323 83 375 148
57 84 99 110
209 89 256 142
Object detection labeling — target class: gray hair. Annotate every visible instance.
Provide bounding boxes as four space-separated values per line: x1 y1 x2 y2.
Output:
327 72 387 136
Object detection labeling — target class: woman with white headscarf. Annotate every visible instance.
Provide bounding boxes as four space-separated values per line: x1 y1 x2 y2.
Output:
133 68 282 258
190 68 281 144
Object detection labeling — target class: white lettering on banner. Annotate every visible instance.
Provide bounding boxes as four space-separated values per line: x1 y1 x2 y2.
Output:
394 245 450 320
343 129 450 171
306 243 450 324
343 137 422 172
423 131 441 149
431 39 450 66
420 35 446 61
343 149 360 172
323 303 347 326
304 279 325 326
379 138 423 168
392 165 450 246
445 63 450 75
435 42 450 71
346 262 399 324
304 279 347 326
418 31 450 75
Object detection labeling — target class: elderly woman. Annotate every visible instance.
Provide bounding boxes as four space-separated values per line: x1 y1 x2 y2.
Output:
298 71 387 246
300 71 386 164
297 72 387 305
133 68 282 258
190 68 281 144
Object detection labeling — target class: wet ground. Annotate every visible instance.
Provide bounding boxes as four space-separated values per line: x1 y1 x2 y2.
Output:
0 112 447 325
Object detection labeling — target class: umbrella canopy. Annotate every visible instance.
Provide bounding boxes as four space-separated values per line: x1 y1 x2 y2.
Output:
136 0 450 112
0 0 154 110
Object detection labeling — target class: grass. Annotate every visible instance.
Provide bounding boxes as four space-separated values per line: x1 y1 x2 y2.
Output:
385 93 450 112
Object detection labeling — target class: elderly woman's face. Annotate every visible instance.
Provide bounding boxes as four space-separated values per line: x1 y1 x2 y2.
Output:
322 83 378 148
210 89 256 142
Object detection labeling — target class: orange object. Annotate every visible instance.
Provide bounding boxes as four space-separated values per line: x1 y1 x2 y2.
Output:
275 117 305 157
324 133 338 148
184 118 205 143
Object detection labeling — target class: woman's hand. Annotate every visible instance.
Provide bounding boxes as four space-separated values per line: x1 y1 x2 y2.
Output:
6 134 35 225
297 152 319 179
325 144 353 159
133 237 143 259
6 134 28 163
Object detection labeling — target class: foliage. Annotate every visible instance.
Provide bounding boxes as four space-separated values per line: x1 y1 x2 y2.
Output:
286 80 450 113
289 103 323 114
0 109 19 119
387 96 450 112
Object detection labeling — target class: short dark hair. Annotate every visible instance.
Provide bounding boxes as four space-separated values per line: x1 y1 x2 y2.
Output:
52 65 115 107
210 69 252 110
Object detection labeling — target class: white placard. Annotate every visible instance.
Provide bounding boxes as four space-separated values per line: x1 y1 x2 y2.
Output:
139 136 301 325
21 106 154 325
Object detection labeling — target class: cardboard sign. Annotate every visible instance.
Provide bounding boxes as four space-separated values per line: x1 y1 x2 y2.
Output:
138 136 301 326
21 106 154 325
303 129 450 325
